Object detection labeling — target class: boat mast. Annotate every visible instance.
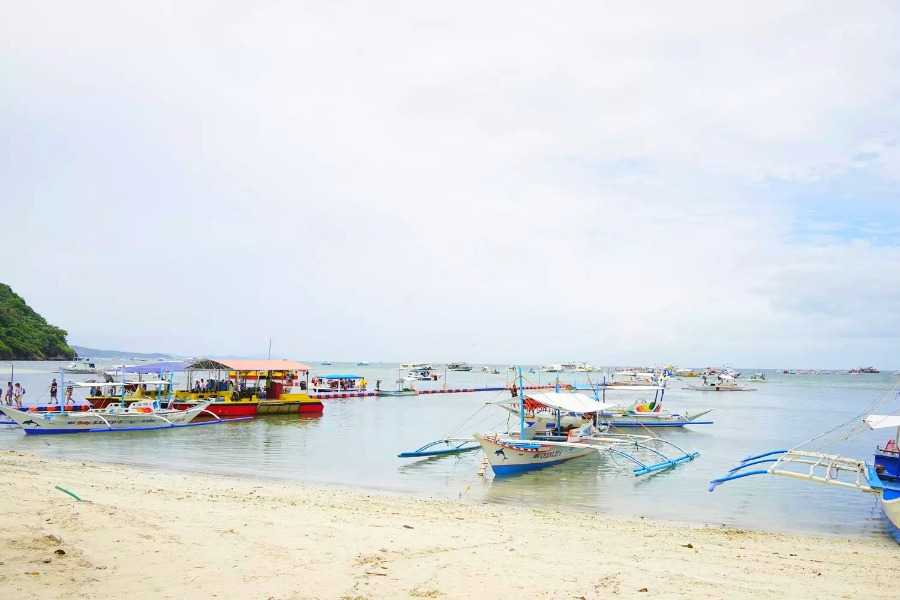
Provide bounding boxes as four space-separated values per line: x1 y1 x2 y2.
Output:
59 367 64 407
518 366 525 440
120 358 126 407
166 370 174 409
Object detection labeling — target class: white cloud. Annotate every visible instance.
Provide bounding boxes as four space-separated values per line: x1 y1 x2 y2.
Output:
3 2 899 367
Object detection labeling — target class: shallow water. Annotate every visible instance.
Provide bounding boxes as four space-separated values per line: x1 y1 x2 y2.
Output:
2 361 898 543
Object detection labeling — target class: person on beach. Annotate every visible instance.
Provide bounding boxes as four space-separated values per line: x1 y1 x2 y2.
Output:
5 382 12 405
13 383 24 407
50 378 58 404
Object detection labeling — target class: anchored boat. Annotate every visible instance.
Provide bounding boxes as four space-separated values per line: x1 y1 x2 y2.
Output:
400 368 700 477
62 358 100 374
498 382 713 429
710 383 900 544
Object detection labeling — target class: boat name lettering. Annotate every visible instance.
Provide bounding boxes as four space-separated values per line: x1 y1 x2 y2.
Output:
536 451 562 459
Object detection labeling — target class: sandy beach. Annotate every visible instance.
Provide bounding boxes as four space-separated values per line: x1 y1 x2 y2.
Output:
0 451 895 599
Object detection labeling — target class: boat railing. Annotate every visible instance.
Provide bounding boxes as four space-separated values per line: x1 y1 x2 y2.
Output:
710 449 877 493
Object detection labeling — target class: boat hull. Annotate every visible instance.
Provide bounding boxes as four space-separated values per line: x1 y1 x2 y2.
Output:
881 488 900 544
473 433 596 475
0 404 205 435
377 390 418 397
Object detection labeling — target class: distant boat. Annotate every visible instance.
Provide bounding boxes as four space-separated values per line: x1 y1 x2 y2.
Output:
320 361 332 366
447 361 472 371
62 358 99 374
356 361 369 366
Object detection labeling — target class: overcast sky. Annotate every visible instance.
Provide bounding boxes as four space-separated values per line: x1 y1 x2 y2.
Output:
3 2 899 368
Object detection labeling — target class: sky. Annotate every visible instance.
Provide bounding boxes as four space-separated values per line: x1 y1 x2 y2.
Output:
3 2 899 368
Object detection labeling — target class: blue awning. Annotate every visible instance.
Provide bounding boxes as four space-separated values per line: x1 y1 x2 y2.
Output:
116 361 189 373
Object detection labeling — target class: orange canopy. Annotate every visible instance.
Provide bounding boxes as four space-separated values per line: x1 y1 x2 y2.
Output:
187 359 311 373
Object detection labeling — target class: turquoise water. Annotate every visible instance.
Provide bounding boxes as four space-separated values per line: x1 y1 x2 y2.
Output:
2 361 899 542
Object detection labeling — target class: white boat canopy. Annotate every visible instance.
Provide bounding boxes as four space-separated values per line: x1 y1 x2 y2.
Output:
523 391 622 413
65 381 172 389
864 414 900 430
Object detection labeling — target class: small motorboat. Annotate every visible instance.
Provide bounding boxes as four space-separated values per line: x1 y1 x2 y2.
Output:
62 358 99 374
378 377 419 397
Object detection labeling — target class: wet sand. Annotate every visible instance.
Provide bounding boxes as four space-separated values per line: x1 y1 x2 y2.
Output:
0 450 895 599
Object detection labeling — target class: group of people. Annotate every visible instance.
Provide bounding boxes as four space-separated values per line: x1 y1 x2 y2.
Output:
47 378 74 405
4 382 24 406
192 378 231 393
311 377 367 391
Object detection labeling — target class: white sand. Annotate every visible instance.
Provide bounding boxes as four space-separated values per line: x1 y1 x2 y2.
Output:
0 450 895 599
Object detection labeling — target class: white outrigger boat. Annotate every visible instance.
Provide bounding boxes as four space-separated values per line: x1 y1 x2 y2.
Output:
710 382 900 544
0 371 251 435
400 368 700 477
0 398 213 434
497 381 713 429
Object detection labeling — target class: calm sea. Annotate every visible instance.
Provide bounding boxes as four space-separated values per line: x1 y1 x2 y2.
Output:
2 361 899 543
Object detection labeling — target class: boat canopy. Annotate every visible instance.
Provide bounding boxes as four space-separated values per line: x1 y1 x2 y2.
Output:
523 391 622 413
186 359 311 372
317 374 363 379
106 361 188 373
65 380 172 388
865 414 900 430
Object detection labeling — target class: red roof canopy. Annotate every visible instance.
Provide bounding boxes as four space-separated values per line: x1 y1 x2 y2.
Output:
187 359 311 372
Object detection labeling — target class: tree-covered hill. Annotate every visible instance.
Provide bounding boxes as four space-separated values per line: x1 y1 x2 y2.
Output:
0 284 75 360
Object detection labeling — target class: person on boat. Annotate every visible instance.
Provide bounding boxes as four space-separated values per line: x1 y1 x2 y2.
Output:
49 378 58 404
64 386 74 405
360 378 367 391
510 383 518 398
13 383 24 407
4 382 11 406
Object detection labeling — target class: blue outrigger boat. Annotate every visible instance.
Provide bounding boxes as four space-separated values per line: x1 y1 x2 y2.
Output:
400 367 700 477
710 384 900 544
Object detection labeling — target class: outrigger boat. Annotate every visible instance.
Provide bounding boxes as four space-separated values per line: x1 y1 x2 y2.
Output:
400 368 700 477
0 372 250 434
710 383 900 544
498 381 713 429
447 361 473 371
685 377 755 392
